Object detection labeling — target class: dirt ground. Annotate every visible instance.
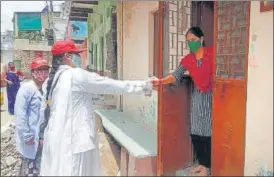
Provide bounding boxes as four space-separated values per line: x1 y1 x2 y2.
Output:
98 129 121 176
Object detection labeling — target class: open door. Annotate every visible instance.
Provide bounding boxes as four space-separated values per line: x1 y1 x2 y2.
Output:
191 1 214 46
212 1 250 176
157 1 193 175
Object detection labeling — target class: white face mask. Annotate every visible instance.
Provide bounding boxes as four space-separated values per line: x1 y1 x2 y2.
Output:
72 54 82 68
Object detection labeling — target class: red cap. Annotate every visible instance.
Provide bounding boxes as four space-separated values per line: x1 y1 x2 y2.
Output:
31 58 50 70
51 40 86 56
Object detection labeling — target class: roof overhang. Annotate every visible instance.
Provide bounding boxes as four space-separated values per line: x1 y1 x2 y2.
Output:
68 1 98 22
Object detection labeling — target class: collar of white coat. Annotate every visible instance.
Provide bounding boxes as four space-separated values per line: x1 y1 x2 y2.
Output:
58 65 72 70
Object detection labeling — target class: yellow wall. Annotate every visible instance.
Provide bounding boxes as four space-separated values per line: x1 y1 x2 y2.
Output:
245 1 273 175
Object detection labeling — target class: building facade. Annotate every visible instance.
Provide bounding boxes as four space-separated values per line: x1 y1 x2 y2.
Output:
64 1 274 176
1 30 14 64
94 1 273 176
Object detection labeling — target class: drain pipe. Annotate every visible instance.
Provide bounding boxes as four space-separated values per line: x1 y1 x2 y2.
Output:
118 1 124 112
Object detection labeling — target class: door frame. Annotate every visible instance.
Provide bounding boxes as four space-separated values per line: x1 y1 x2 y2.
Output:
157 2 164 176
156 1 251 176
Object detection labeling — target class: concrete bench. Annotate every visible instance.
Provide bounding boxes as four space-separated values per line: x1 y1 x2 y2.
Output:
94 109 157 176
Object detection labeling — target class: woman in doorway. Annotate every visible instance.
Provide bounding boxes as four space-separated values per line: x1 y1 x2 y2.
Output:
4 62 24 115
152 26 212 176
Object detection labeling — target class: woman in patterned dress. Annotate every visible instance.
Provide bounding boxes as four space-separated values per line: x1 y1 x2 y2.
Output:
3 62 24 115
152 27 213 176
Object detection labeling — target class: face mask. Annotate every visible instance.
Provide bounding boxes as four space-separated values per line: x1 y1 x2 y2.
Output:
188 41 202 53
32 70 49 83
72 54 82 68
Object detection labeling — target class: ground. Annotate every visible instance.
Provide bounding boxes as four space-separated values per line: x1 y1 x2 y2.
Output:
1 88 13 129
0 86 121 176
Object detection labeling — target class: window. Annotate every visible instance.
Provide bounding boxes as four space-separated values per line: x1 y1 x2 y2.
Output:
13 60 22 71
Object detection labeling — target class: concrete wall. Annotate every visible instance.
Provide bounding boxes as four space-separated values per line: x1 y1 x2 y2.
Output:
117 1 158 130
244 1 273 175
13 50 52 78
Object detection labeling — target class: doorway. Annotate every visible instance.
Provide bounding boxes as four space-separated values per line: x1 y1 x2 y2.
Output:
157 1 250 176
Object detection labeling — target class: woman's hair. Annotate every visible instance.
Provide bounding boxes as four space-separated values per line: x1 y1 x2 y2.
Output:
186 26 206 46
45 55 63 101
41 54 63 140
8 62 14 67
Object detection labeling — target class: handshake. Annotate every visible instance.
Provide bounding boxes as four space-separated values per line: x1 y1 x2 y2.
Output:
143 76 160 97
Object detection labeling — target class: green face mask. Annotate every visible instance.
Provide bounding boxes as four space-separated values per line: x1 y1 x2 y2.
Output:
188 41 201 53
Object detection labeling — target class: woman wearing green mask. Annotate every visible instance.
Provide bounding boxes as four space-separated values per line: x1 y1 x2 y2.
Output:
152 26 213 176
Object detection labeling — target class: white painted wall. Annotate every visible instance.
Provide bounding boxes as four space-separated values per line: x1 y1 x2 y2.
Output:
1 50 13 64
244 1 273 175
119 2 158 130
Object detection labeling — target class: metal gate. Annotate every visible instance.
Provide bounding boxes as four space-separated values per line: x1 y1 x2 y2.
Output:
157 1 192 175
163 1 191 76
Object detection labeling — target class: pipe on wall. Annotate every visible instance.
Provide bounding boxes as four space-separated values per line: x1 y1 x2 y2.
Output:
119 1 124 112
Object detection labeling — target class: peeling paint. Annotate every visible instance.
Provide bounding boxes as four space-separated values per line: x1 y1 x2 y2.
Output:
138 98 157 132
256 167 273 176
248 31 259 67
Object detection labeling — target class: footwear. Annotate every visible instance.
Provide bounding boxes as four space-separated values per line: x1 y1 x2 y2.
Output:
196 166 210 176
187 165 203 174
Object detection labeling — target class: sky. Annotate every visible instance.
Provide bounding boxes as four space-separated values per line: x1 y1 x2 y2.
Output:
1 1 62 32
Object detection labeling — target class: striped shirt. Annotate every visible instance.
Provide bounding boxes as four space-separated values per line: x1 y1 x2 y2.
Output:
172 65 212 137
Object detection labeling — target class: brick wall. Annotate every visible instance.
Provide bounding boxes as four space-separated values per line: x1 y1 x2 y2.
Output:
14 50 52 78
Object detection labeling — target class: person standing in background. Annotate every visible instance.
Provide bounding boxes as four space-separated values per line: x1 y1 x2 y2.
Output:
15 58 50 176
3 62 24 115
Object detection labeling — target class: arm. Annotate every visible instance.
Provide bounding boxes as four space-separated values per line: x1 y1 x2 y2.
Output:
16 71 25 81
14 86 35 143
153 65 189 86
73 69 152 95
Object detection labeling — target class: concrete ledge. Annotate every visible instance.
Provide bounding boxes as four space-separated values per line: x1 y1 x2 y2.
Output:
94 109 157 158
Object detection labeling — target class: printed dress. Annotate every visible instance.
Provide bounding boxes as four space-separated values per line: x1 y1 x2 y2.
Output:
172 63 212 137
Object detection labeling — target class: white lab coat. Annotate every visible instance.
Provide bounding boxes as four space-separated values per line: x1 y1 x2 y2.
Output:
39 65 152 176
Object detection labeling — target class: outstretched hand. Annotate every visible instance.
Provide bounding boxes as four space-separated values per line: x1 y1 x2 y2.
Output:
151 76 160 86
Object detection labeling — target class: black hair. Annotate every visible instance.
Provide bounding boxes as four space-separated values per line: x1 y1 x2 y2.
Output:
186 26 206 47
8 62 14 66
45 55 63 102
40 54 63 140
185 27 206 92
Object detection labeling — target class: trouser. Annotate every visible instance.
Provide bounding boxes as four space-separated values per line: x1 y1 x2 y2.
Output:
19 145 42 176
191 134 211 169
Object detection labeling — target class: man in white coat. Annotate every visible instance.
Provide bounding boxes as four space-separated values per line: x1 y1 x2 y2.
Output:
39 40 153 176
